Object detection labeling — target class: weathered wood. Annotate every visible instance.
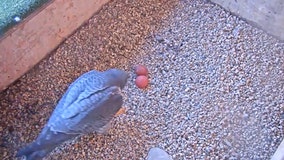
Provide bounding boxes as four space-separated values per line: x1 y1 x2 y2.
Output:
0 0 110 91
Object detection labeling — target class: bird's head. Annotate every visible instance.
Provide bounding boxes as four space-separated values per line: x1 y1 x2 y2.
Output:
105 69 129 89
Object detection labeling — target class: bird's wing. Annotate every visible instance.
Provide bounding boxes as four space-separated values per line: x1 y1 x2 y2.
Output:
57 70 103 110
47 70 105 127
48 86 123 134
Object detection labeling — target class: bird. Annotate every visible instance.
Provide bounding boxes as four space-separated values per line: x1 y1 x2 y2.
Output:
16 68 129 160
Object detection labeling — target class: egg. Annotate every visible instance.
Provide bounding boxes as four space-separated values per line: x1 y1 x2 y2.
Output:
135 75 149 89
135 65 148 76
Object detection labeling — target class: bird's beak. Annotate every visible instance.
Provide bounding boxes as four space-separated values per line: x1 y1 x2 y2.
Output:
115 107 126 116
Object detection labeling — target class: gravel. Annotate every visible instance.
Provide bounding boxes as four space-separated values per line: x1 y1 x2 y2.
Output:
0 0 283 159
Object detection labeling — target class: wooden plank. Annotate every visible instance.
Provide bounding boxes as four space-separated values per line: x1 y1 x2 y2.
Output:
0 0 110 91
210 0 284 41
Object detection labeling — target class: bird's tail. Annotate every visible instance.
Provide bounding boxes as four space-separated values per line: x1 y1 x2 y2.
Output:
16 142 54 160
16 127 77 160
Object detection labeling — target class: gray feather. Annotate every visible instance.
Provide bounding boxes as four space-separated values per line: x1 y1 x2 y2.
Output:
16 69 128 160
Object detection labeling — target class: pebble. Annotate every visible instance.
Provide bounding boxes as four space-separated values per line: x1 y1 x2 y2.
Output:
146 147 172 160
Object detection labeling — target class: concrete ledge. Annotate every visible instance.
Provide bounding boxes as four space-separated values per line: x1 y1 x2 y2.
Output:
209 1 284 157
0 0 110 92
271 138 284 160
210 0 284 41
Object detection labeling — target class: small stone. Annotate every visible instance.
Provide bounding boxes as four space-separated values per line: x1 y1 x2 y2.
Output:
14 16 21 22
146 147 172 160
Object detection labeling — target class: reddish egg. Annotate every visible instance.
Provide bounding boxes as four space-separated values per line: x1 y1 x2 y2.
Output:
135 75 149 89
135 65 148 76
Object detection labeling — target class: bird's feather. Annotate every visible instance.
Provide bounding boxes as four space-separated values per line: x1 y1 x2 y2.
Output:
49 86 122 134
16 69 128 160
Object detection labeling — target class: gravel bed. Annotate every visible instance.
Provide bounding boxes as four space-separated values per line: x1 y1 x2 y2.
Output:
0 0 283 159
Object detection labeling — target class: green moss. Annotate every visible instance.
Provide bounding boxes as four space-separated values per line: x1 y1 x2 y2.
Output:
0 0 50 36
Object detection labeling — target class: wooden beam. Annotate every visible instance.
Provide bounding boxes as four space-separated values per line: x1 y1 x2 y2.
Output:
0 0 110 91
